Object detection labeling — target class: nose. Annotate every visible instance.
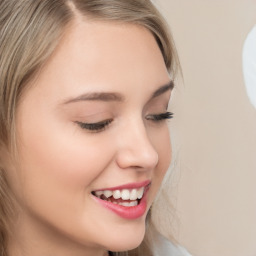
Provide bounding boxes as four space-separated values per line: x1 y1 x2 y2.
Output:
115 120 159 171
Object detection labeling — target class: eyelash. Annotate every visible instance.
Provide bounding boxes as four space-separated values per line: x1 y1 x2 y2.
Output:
146 111 173 121
75 119 112 132
75 112 174 132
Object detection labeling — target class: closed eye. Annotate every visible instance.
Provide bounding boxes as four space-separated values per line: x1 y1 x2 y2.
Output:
75 112 173 133
146 112 174 121
75 119 113 132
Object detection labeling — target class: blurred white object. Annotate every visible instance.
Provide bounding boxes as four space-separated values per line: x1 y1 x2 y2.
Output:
243 25 256 109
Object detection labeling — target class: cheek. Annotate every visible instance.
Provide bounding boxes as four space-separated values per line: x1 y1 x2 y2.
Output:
15 115 112 209
153 126 172 169
13 121 116 239
150 126 172 193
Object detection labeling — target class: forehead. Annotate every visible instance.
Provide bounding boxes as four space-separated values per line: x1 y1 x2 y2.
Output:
30 20 169 100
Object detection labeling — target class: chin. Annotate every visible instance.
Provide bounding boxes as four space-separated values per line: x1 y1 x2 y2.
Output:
107 236 145 253
103 220 146 252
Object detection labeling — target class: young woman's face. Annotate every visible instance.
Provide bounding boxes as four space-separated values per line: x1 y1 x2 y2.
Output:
9 20 172 255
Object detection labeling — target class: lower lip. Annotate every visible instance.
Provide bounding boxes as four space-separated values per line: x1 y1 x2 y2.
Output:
92 187 149 220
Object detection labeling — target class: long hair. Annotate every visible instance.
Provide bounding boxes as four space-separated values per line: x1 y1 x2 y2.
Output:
0 1 179 255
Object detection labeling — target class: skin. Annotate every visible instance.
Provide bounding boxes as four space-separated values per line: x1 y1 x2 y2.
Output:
6 18 172 256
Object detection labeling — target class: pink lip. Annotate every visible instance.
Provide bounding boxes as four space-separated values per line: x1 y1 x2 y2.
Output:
92 182 151 220
93 180 151 192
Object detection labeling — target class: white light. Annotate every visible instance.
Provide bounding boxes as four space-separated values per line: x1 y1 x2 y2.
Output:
242 25 256 109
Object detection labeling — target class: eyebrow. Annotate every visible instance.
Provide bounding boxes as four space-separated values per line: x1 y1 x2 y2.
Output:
63 80 174 104
151 80 174 98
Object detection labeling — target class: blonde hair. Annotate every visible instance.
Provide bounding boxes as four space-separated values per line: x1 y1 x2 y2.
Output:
0 0 178 255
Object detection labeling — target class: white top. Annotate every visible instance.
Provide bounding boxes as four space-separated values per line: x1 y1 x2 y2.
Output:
153 234 192 256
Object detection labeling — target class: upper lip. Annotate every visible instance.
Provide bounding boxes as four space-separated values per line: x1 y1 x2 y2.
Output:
93 180 151 192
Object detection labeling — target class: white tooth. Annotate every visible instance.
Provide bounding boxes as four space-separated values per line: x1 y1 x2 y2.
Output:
103 190 113 198
120 202 130 207
137 187 144 199
95 191 103 197
129 201 138 206
113 190 121 199
121 189 130 200
130 189 137 200
116 201 138 207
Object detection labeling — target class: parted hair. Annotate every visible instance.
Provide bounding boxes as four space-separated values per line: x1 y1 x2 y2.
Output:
0 0 178 255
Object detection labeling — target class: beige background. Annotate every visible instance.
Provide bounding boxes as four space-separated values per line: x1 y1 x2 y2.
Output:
155 1 256 256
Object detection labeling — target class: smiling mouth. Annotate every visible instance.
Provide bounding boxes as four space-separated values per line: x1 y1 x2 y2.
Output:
91 186 148 207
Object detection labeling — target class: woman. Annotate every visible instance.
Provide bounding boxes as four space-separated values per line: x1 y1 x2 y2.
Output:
0 0 190 255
